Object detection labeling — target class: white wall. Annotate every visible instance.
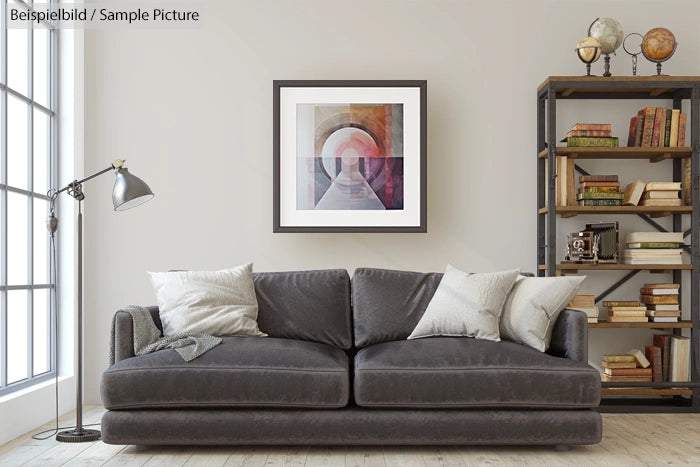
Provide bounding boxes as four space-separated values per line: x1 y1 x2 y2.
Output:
82 0 700 403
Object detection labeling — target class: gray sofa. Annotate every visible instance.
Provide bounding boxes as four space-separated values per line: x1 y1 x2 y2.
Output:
101 268 602 446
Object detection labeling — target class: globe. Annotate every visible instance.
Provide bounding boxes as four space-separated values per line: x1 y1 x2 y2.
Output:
588 17 624 54
576 37 602 63
642 28 677 61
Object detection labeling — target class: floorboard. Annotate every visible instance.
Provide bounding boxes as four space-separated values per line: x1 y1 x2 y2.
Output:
1 406 699 466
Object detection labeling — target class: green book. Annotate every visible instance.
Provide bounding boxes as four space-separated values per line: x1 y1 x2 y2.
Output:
563 136 619 147
664 108 672 147
580 186 621 193
627 242 682 249
576 192 625 200
577 199 623 206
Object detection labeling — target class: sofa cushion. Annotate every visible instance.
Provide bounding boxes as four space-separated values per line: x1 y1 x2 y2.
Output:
352 268 443 347
254 269 352 349
101 337 349 409
354 337 600 408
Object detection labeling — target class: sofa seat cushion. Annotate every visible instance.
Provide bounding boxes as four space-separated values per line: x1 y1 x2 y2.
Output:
101 337 349 409
354 337 600 409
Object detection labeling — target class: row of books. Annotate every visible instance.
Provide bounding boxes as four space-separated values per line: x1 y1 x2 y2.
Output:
569 283 682 324
622 231 685 265
576 175 622 206
622 180 682 207
627 107 687 148
600 335 690 383
561 123 618 147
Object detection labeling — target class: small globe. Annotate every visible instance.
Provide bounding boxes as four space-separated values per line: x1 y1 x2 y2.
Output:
576 37 602 63
642 28 676 61
588 17 624 54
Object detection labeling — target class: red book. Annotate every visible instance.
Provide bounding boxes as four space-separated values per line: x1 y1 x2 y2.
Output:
678 113 687 147
579 181 621 188
651 107 665 147
645 345 663 382
567 129 613 137
571 123 611 131
603 368 653 376
653 334 672 382
640 107 656 147
627 116 639 147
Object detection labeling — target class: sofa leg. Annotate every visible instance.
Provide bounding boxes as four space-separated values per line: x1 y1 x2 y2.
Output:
554 444 569 452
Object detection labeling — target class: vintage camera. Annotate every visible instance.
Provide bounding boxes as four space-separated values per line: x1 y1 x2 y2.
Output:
564 222 619 264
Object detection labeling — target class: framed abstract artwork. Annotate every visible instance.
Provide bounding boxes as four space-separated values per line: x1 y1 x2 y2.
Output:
273 80 427 232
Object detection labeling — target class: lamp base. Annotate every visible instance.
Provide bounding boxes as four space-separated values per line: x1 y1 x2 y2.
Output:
56 428 101 442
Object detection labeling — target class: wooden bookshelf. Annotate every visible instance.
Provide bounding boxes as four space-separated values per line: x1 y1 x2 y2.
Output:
589 320 692 329
538 205 691 218
537 77 700 412
537 146 691 162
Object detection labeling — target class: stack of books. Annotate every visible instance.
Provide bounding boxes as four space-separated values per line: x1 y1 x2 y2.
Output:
640 283 680 322
627 107 687 148
603 300 648 323
601 350 651 382
562 123 618 147
567 294 599 323
640 182 682 207
577 175 623 206
623 231 685 264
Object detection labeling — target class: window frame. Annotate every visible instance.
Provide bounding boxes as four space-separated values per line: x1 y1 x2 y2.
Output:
0 0 58 396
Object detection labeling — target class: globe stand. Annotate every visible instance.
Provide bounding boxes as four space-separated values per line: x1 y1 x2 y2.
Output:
602 54 612 77
575 45 600 77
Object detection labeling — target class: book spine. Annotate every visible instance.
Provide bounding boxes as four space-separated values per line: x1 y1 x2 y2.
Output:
630 242 680 248
641 107 656 147
640 295 680 304
572 123 611 131
580 186 622 193
683 156 691 206
663 108 672 147
678 113 687 146
627 116 639 147
579 175 618 183
566 136 619 147
577 199 623 206
651 107 664 147
568 130 613 137
635 110 645 146
640 288 679 295
603 301 639 307
604 368 652 376
670 109 680 147
580 181 621 188
645 346 663 382
576 192 624 200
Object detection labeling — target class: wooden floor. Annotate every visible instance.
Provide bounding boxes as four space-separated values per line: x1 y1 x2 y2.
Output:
1 406 699 466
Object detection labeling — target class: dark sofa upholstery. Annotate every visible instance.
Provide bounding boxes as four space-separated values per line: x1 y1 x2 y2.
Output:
101 268 602 446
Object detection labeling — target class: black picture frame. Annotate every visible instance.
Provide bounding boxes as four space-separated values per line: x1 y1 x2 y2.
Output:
273 80 427 233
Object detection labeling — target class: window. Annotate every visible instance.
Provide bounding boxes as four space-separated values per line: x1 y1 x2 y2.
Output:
1 0 57 395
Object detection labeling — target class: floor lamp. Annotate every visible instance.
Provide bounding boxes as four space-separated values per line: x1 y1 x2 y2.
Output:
48 159 153 442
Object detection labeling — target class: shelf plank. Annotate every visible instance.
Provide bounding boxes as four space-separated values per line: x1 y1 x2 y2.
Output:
537 146 691 160
538 206 691 217
589 320 692 329
539 264 692 271
602 387 693 397
537 76 700 97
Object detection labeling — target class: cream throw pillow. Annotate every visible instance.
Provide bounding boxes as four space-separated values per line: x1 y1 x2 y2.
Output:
407 265 521 342
499 275 585 352
148 263 267 337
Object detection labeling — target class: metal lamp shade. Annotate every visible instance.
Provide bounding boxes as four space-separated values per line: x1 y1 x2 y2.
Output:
112 167 154 211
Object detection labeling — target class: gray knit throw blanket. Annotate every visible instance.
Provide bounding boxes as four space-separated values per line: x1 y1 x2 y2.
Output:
109 305 222 365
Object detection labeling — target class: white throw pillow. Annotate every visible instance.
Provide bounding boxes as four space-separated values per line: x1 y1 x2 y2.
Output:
148 263 267 337
499 275 586 352
407 265 521 342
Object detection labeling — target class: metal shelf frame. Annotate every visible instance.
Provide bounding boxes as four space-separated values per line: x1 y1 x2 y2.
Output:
536 76 700 413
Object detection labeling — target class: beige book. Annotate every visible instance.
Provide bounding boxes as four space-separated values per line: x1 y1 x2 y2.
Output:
623 180 646 206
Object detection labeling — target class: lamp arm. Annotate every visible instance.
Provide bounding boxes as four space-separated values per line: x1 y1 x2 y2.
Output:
54 159 125 195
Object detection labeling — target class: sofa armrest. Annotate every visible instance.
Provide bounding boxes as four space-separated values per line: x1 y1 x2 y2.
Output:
547 309 588 362
112 306 161 363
